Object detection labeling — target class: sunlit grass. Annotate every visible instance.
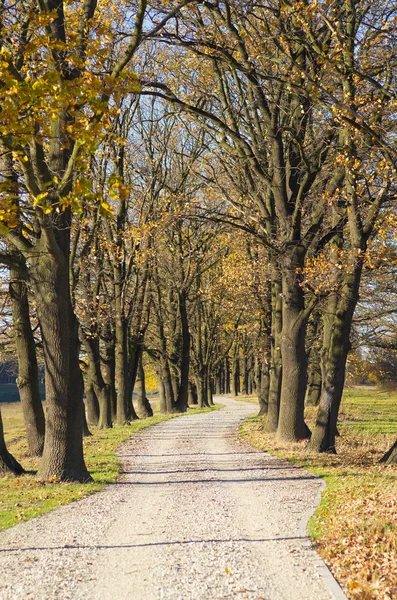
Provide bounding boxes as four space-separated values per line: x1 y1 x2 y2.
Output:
240 388 397 599
0 402 222 532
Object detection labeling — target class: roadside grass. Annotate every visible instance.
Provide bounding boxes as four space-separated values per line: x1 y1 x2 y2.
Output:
240 388 397 600
0 402 222 532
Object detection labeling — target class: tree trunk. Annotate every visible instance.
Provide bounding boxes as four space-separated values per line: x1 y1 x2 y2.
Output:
253 356 260 396
231 349 239 397
207 373 214 406
125 337 140 421
159 359 174 413
258 362 270 416
266 267 283 432
188 381 198 405
277 247 310 443
225 357 231 393
305 364 322 407
0 408 25 475
115 317 129 424
101 325 117 420
30 234 91 482
380 440 397 465
135 355 153 418
83 335 112 429
215 369 222 395
241 354 248 395
305 310 322 407
83 378 99 427
158 369 167 413
175 291 190 413
310 265 362 452
10 266 45 456
196 368 209 408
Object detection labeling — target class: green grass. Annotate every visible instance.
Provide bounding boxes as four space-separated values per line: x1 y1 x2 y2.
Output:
0 402 223 532
240 388 397 599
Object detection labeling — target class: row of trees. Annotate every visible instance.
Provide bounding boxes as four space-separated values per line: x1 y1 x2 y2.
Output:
0 0 396 479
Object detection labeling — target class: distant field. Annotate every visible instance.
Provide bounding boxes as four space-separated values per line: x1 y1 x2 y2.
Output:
338 388 397 435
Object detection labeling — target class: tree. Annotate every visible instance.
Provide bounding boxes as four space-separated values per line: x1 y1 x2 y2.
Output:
0 0 193 480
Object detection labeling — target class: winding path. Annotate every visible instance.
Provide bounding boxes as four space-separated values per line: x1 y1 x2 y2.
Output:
0 398 346 600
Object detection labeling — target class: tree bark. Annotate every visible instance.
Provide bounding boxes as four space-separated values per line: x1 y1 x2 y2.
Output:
10 266 45 456
0 408 25 475
30 232 91 482
196 368 209 408
310 264 362 452
158 369 167 414
101 325 117 420
135 354 153 418
188 381 198 405
380 440 397 465
305 310 322 407
115 316 129 424
83 378 99 427
158 359 175 413
224 357 231 394
258 361 270 417
241 353 248 395
214 369 222 395
231 349 239 397
207 373 214 406
277 246 310 442
266 267 283 432
83 335 112 429
175 291 190 413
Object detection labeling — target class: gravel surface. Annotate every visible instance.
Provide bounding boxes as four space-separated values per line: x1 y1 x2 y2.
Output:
0 398 343 600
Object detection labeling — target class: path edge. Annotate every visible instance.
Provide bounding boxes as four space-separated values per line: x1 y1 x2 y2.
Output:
298 482 348 600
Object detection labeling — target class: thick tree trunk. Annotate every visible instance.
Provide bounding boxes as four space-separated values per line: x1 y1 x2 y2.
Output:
277 247 310 443
310 266 362 452
175 292 190 413
30 234 91 482
10 266 45 456
0 408 24 475
135 355 153 418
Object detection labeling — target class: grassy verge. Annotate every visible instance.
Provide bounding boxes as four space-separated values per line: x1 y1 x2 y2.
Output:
0 402 222 532
240 389 397 600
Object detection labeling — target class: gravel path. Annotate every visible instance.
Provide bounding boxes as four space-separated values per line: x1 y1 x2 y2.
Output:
0 398 345 600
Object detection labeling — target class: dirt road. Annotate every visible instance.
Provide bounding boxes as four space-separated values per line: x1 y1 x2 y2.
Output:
0 398 346 600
